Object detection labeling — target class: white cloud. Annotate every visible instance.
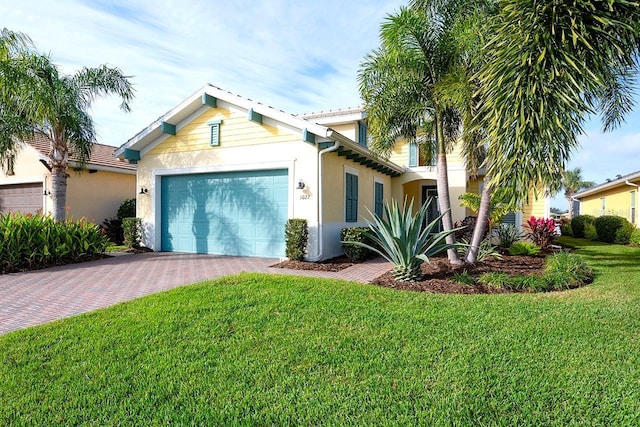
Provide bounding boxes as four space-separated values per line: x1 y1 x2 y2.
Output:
3 0 405 146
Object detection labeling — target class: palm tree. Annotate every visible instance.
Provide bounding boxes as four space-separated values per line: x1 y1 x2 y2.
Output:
0 28 134 220
478 0 640 207
561 168 594 219
358 3 487 264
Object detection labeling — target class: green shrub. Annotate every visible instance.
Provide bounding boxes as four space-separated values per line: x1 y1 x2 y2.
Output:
560 222 573 237
543 252 594 290
594 215 627 243
457 238 502 261
285 219 308 261
571 214 595 238
508 242 540 256
478 272 512 289
584 223 598 241
495 224 524 248
451 270 475 286
341 227 373 262
614 219 635 245
630 228 640 246
122 217 142 249
0 213 108 273
117 198 136 220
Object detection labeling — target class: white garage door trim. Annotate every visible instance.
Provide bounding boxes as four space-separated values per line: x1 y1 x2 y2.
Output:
149 161 296 252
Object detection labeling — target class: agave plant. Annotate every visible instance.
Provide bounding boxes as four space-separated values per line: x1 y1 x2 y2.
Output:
343 198 459 282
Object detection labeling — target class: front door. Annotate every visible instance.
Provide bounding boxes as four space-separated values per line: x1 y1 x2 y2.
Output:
421 186 441 232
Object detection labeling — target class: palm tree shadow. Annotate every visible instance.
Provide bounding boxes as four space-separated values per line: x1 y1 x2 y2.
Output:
162 171 287 256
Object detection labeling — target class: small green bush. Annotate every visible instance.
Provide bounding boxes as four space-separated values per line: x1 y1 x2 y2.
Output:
571 214 595 238
341 227 373 262
0 213 109 273
630 228 640 246
122 217 142 249
584 223 598 241
457 238 502 261
594 215 628 244
495 224 523 248
117 198 136 220
543 252 594 290
614 219 635 244
478 272 512 289
451 270 475 286
508 242 540 256
285 219 308 261
560 222 573 237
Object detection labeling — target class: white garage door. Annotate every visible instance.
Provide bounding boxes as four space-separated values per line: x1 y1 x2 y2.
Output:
0 183 43 214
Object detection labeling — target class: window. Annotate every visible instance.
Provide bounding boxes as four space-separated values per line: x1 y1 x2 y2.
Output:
345 172 358 222
601 197 606 215
357 122 368 148
374 181 384 217
631 191 636 224
408 142 418 167
208 120 221 146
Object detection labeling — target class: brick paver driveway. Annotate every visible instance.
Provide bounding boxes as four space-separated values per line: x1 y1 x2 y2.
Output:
0 253 390 335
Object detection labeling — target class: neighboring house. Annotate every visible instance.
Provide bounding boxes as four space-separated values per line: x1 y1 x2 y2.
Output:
574 171 640 226
0 134 136 222
115 84 548 260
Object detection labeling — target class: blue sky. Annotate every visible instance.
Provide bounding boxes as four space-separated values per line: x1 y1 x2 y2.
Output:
3 0 639 209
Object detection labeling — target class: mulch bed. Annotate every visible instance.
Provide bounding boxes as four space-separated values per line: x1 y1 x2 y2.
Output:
371 255 547 294
271 256 354 272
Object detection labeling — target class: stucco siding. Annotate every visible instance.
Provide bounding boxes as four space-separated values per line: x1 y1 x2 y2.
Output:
581 187 636 220
65 169 136 222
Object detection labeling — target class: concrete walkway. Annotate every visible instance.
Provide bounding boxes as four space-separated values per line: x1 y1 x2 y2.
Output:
0 253 391 335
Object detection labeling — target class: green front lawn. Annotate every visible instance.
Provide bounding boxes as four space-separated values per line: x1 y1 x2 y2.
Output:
1 239 639 425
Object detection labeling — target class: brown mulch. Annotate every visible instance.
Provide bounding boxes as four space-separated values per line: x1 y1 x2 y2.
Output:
271 256 354 272
371 255 547 294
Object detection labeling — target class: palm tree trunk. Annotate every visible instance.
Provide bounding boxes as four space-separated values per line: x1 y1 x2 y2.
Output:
566 196 574 219
435 114 461 265
50 165 67 221
466 176 493 264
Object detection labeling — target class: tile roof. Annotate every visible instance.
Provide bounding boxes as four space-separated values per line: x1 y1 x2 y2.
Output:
25 133 136 172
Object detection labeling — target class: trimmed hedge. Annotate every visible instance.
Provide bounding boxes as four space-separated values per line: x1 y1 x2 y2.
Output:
285 219 308 261
571 215 595 238
0 213 109 273
594 215 629 244
122 217 142 249
341 227 374 262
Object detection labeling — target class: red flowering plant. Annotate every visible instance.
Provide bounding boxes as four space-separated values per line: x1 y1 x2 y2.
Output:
524 216 556 251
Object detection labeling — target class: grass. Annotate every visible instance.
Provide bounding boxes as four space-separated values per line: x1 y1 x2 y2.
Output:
1 239 639 425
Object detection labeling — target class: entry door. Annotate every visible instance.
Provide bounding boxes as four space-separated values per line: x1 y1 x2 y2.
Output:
421 186 441 232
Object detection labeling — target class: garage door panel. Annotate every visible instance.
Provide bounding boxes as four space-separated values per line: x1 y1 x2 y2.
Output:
0 183 43 214
161 169 288 257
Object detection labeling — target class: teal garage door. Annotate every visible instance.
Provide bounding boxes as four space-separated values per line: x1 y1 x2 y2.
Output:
161 169 288 257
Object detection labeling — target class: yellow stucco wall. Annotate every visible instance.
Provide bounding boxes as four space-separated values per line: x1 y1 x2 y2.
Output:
65 169 136 222
320 152 392 223
581 185 638 222
330 124 356 142
388 139 466 169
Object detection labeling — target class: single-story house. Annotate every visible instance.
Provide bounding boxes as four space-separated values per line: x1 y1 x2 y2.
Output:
115 84 548 260
0 134 136 222
574 171 639 226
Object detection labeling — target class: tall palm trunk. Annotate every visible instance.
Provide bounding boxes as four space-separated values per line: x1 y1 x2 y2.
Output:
435 114 461 265
566 194 575 219
49 134 69 221
466 176 492 263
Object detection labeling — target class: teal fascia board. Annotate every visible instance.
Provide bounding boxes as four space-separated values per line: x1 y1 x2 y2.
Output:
248 108 263 124
302 128 316 144
124 149 141 161
202 93 217 107
161 121 176 135
318 141 335 149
